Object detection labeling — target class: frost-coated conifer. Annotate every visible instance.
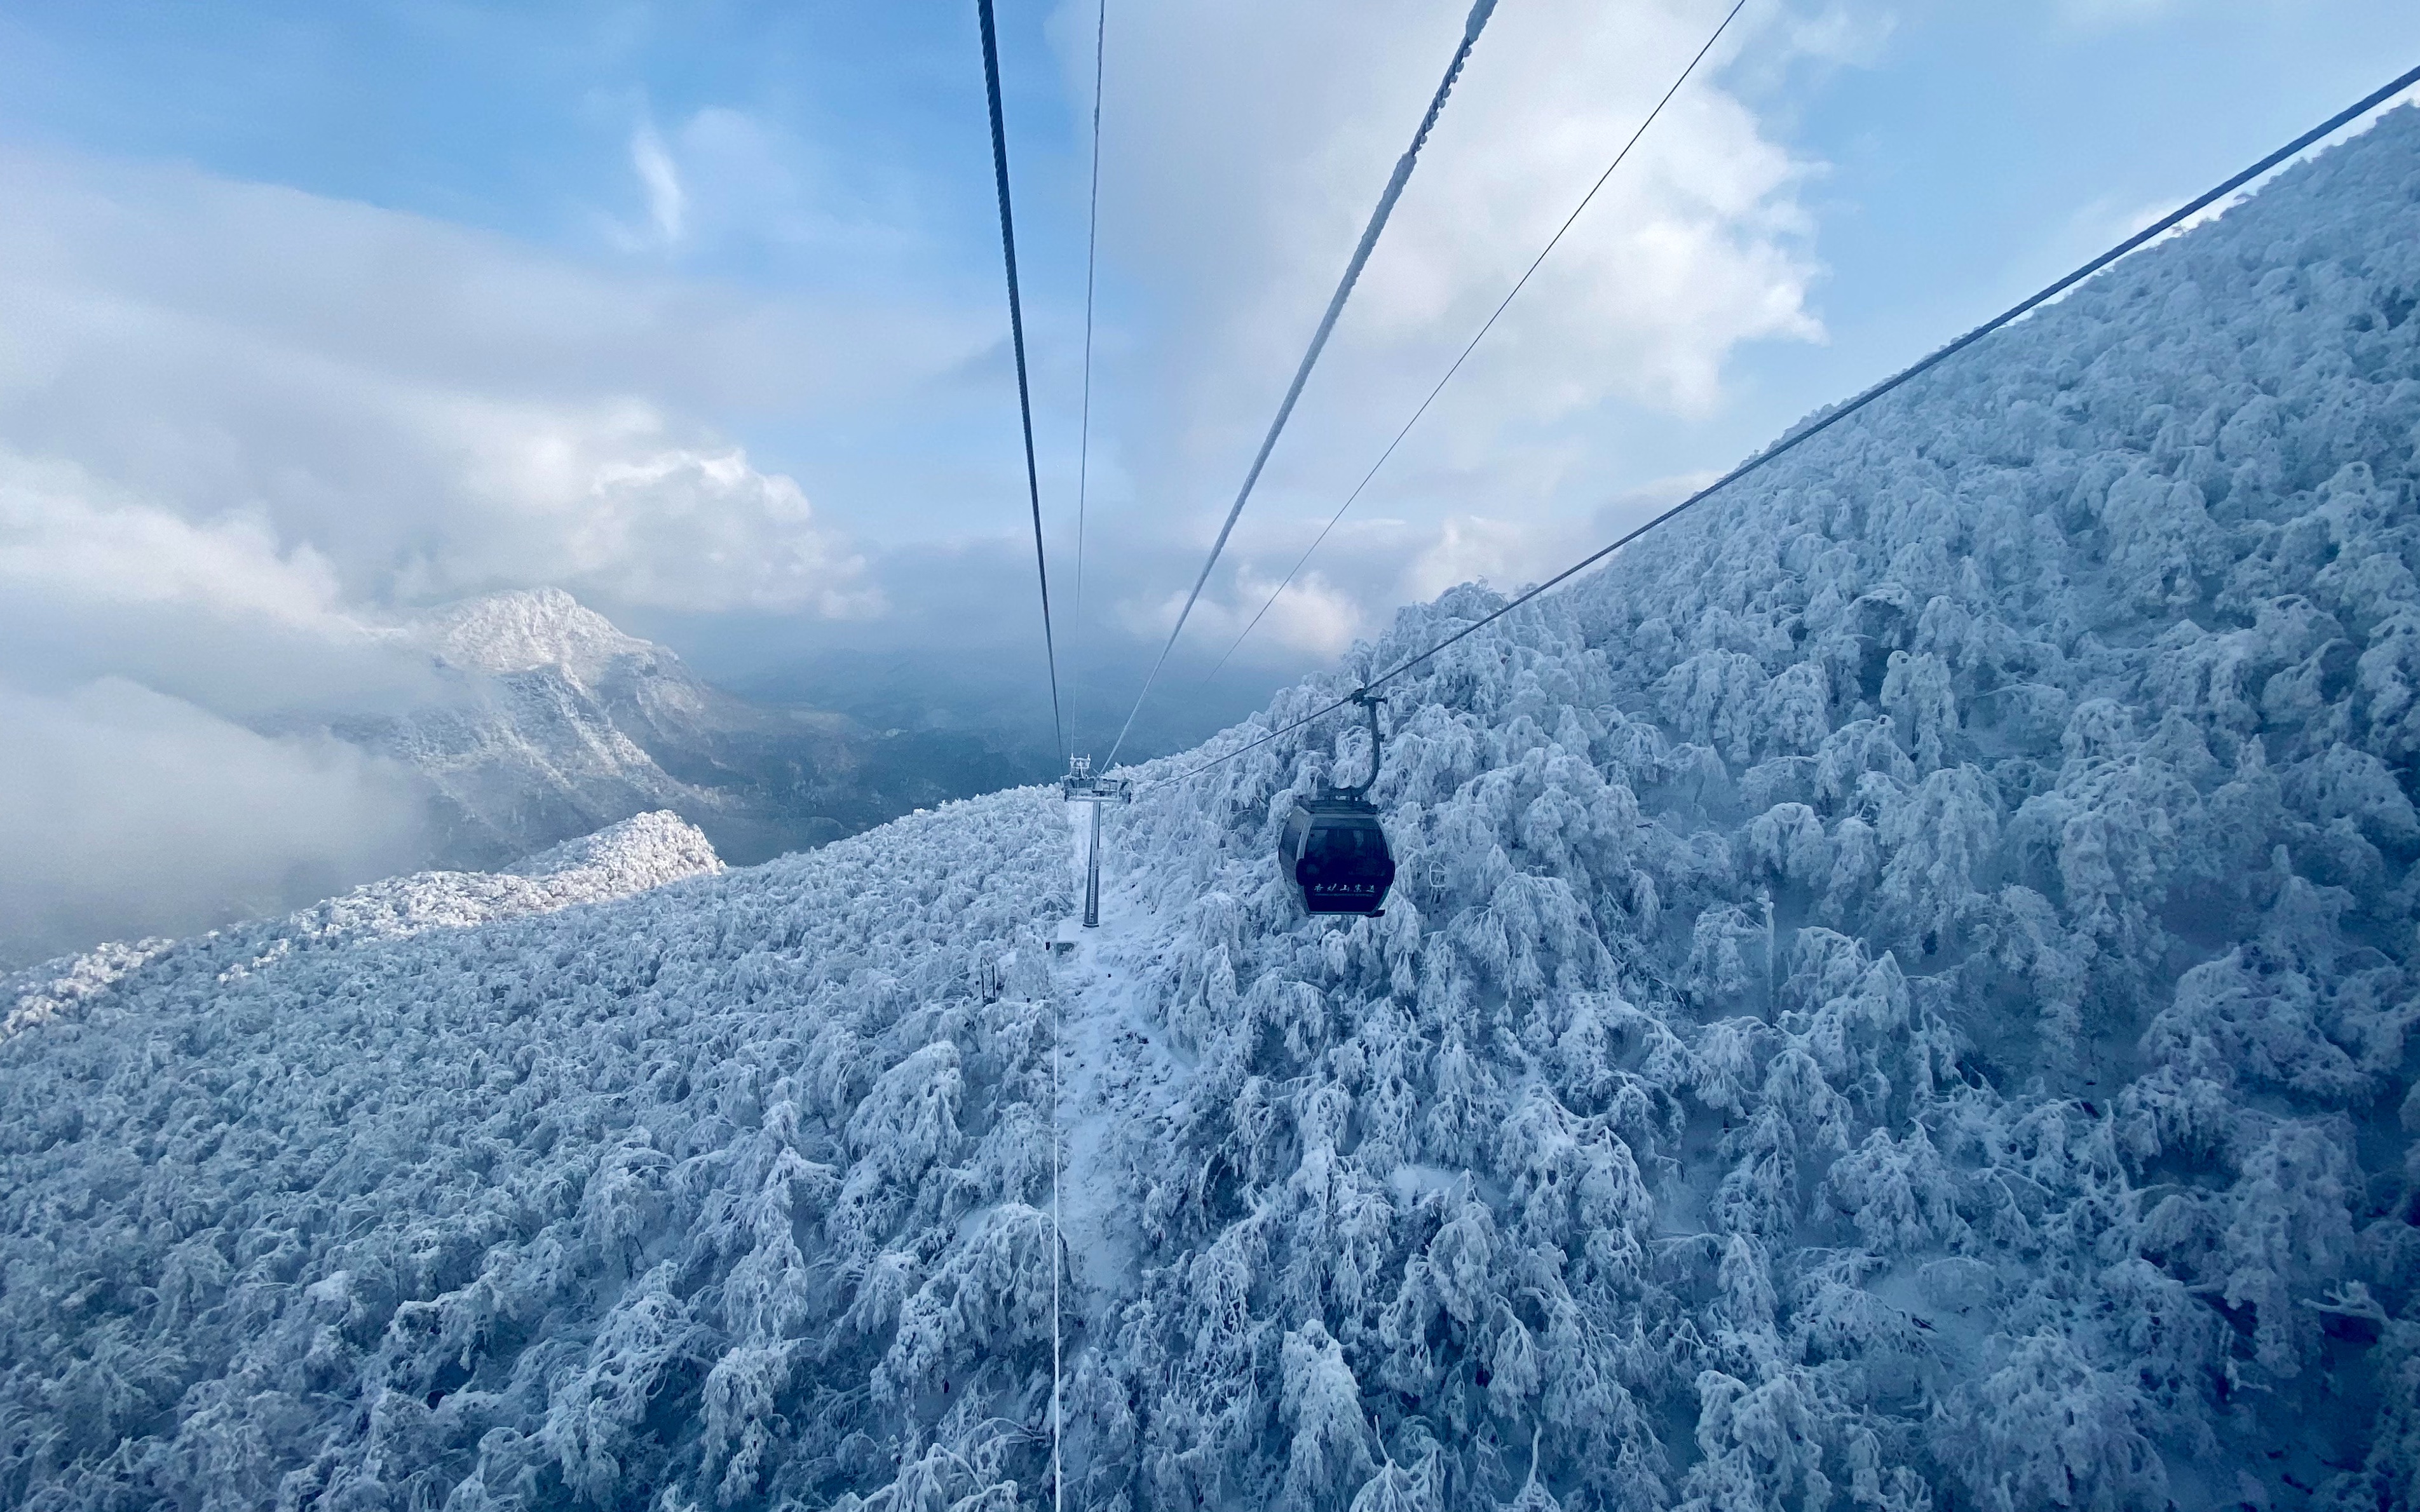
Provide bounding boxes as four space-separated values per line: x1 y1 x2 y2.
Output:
9 105 2420 1512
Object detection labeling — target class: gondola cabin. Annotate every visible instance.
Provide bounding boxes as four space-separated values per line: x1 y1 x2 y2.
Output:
1279 795 1396 915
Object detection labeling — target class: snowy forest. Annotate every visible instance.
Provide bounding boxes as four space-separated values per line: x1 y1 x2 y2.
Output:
6 102 2420 1512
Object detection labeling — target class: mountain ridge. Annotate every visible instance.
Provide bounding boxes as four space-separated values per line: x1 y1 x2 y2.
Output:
405 586 658 683
325 586 1051 872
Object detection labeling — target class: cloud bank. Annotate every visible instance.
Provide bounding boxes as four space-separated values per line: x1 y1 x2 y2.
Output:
1070 0 1821 456
0 142 923 959
0 145 887 619
0 679 429 969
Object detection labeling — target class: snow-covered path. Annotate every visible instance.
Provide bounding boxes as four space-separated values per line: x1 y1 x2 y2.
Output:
1050 797 1220 1311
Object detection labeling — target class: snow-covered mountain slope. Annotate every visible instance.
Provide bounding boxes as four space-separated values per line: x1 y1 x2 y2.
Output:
7 108 2420 1512
409 588 660 685
231 808 724 962
0 811 719 1039
343 588 1047 870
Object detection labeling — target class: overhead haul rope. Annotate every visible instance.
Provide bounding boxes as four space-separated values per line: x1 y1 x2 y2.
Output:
975 4 1075 1499
1138 60 2420 793
1101 0 1502 767
1201 0 1750 685
1049 929 1066 1512
1070 0 1109 759
977 0 1067 762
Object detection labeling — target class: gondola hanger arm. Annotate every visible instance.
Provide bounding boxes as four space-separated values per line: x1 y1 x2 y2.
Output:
1329 689 1385 802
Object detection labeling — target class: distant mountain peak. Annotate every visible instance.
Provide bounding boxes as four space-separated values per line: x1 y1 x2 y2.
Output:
409 586 659 682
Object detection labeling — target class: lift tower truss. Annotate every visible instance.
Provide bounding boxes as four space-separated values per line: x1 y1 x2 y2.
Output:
1061 757 1132 929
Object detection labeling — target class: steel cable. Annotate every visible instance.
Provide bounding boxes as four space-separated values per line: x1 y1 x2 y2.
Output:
1138 60 2420 792
1200 0 1750 687
977 0 1067 760
1102 0 1502 766
1069 0 1109 758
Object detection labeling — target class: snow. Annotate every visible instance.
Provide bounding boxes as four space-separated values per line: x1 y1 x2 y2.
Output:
250 807 724 951
1 811 721 1028
347 586 1026 872
1 936 172 1041
406 587 660 684
6 105 2420 1511
362 598 733 867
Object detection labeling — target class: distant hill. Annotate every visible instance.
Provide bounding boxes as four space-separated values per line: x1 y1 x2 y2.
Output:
330 586 1052 868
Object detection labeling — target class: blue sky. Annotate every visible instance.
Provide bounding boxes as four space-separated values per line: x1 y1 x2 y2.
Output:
2 0 2417 750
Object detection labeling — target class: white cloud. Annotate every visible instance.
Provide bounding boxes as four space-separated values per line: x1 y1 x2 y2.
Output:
1401 514 1584 603
1048 0 1837 675
0 449 351 630
1240 569 1366 661
0 140 920 961
0 145 957 623
1072 0 1826 473
657 107 914 261
0 446 458 720
0 678 430 968
1337 0 1825 419
631 119 688 245
1113 492 1626 668
385 393 883 615
1122 564 1370 661
1099 457 1725 687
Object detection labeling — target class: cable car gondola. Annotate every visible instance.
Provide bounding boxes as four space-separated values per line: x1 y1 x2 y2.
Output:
1279 692 1397 916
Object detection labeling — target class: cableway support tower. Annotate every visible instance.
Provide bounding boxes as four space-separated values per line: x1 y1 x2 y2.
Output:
1061 755 1132 929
